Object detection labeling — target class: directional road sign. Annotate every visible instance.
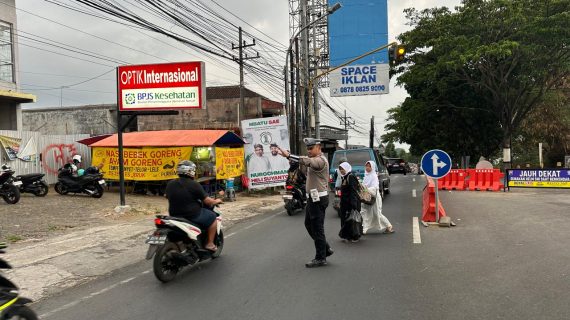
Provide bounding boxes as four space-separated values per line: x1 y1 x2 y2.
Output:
421 149 452 179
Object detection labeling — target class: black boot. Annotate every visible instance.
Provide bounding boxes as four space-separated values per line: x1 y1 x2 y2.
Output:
326 248 334 257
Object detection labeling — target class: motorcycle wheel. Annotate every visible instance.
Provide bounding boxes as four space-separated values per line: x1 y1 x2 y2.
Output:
153 242 180 283
211 230 224 259
90 184 104 199
286 208 294 216
34 181 49 197
3 305 39 320
2 185 20 204
54 182 68 195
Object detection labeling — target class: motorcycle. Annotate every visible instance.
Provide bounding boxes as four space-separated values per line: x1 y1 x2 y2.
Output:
0 243 38 320
0 166 20 205
54 166 105 198
283 163 306 216
145 206 224 283
13 173 49 197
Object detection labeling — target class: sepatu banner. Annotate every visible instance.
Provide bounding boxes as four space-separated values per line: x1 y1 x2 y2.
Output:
92 146 192 181
507 169 570 188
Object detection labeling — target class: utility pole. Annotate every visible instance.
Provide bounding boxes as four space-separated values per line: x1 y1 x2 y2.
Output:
369 116 374 148
300 0 310 138
233 27 259 126
340 110 355 149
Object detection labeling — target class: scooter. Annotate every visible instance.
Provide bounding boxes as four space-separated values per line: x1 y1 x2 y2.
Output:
0 166 20 205
283 182 306 216
13 173 49 197
0 243 38 319
145 206 224 283
54 166 105 198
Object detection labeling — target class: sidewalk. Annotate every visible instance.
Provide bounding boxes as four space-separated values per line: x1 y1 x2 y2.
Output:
3 193 285 302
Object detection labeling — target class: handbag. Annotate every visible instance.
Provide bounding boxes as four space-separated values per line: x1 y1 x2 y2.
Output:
357 180 376 205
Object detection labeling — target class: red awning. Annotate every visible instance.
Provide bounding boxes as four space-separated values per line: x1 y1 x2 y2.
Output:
77 134 113 146
90 130 244 147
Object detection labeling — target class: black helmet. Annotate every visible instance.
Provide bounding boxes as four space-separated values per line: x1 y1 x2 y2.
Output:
177 160 196 178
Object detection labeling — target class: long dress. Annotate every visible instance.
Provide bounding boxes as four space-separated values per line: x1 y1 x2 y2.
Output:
360 186 391 234
338 172 362 240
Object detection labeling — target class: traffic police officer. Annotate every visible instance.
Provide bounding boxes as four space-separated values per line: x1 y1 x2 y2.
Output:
279 138 333 268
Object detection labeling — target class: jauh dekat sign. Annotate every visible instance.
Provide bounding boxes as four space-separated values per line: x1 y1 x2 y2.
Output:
117 61 206 111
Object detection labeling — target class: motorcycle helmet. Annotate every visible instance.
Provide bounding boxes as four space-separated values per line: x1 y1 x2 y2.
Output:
177 160 196 178
77 169 85 176
72 154 82 164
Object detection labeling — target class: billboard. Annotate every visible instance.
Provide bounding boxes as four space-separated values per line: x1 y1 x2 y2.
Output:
328 0 389 97
117 61 206 111
507 169 570 188
241 116 290 189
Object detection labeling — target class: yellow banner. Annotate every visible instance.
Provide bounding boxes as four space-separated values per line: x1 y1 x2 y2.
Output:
91 146 192 181
508 181 570 188
215 147 245 179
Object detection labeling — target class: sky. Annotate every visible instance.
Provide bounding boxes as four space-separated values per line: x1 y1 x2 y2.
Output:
7 0 461 147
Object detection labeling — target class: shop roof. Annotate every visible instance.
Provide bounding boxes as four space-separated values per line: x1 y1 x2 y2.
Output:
0 90 36 103
89 130 244 147
77 134 113 146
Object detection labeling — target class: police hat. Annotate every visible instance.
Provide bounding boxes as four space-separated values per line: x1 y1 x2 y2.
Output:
303 138 321 146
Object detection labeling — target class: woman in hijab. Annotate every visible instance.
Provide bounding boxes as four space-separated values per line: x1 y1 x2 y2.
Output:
361 161 394 234
338 162 362 242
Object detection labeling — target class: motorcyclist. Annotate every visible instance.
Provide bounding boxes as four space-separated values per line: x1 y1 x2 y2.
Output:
165 160 222 252
287 159 306 200
62 155 82 176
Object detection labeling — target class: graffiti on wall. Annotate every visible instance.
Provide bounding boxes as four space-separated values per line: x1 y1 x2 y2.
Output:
42 143 79 174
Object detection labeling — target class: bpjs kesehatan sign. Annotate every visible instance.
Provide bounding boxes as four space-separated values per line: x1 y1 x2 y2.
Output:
118 62 206 111
329 64 389 97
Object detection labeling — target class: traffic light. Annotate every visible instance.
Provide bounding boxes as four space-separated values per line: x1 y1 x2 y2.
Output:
388 44 406 64
395 45 405 63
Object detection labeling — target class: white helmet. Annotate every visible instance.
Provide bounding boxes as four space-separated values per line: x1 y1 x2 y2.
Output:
72 155 82 163
177 160 196 178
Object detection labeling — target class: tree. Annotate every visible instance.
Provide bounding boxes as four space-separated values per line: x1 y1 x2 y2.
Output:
384 141 398 157
390 0 570 167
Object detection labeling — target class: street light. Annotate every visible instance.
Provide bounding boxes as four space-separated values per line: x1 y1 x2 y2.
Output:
283 2 341 151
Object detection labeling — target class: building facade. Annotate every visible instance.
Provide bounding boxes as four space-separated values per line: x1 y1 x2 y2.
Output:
0 0 36 130
22 86 283 135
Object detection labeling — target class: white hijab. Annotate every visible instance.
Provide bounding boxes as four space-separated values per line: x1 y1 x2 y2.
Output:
339 162 352 177
363 160 379 188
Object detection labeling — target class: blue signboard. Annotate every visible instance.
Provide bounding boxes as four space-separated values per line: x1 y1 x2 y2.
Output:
421 150 452 179
507 169 570 188
328 0 389 67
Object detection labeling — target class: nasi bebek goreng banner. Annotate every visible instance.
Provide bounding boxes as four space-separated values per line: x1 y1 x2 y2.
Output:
507 169 570 188
92 147 192 181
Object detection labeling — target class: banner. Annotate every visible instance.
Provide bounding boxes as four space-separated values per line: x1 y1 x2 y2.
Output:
0 135 22 161
215 147 245 180
91 146 192 181
507 169 570 188
17 136 38 162
328 0 389 97
241 116 290 189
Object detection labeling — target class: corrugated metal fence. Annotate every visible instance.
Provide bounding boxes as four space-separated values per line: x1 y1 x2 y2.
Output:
0 130 91 184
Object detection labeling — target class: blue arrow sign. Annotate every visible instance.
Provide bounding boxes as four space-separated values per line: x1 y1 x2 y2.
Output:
421 149 452 179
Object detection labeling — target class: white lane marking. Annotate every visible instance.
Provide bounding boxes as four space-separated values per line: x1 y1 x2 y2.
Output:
40 211 284 318
413 217 422 244
412 189 417 198
413 178 416 182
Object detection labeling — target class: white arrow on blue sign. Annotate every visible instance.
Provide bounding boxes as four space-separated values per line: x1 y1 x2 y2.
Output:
421 149 452 179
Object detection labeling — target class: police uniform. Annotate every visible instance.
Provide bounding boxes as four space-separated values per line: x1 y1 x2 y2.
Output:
288 138 332 267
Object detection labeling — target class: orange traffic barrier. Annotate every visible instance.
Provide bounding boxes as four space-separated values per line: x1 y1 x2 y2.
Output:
466 169 504 191
440 169 467 190
422 177 447 222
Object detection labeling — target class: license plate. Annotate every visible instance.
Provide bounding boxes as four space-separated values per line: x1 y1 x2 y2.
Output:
393 164 399 167
12 181 22 186
145 235 166 245
282 195 293 200
98 179 105 185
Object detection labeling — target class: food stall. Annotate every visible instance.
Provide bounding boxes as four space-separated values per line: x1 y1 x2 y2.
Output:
87 130 245 194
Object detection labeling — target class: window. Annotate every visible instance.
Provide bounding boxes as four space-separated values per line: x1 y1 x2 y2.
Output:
0 20 14 83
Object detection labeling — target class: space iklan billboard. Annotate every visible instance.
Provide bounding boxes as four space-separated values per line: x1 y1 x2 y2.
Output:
327 0 389 97
117 61 206 111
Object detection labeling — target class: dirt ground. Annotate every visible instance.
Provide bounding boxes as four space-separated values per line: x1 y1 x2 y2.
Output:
0 185 283 245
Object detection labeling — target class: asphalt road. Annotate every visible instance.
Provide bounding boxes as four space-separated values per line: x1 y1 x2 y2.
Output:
32 175 570 320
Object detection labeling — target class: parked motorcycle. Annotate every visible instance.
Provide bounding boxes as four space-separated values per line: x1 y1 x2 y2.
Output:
145 206 224 283
0 166 20 205
283 162 306 216
0 243 38 320
13 173 49 197
54 166 105 198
